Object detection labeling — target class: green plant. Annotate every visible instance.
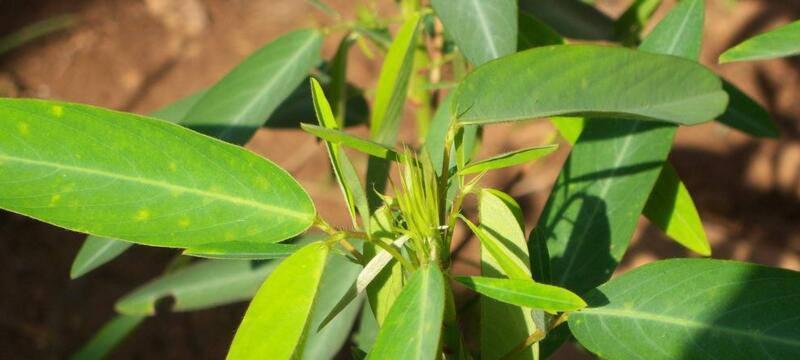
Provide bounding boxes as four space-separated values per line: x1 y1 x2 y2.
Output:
1 1 799 359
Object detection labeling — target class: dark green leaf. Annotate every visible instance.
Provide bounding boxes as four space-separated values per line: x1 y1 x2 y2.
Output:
228 242 329 359
431 0 517 66
614 0 663 44
570 259 800 360
718 80 779 138
454 44 727 126
0 14 75 56
0 99 315 248
720 20 800 63
455 276 586 313
367 265 445 360
518 0 614 41
181 29 322 144
517 11 564 49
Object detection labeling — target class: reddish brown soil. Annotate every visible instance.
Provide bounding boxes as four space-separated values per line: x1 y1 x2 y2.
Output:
1 0 798 359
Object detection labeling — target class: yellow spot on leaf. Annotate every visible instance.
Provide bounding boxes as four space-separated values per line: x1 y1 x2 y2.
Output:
134 209 151 221
254 177 270 190
225 232 235 241
17 122 30 136
178 217 191 228
49 194 61 206
169 162 177 171
51 105 64 118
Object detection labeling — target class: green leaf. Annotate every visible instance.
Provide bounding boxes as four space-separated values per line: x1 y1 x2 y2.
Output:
301 124 403 161
454 44 727 126
268 80 369 129
569 259 800 360
302 249 363 360
365 207 406 325
228 242 329 359
614 0 663 44
327 34 356 127
431 0 517 66
180 29 322 144
460 144 558 175
424 93 453 176
532 0 708 294
719 80 779 138
115 258 279 315
70 237 133 279
517 11 564 49
366 265 446 360
70 314 144 360
478 188 539 360
182 241 299 260
518 0 614 41
720 19 800 63
0 14 75 56
455 276 586 313
0 99 315 248
310 78 371 229
370 13 420 143
643 165 710 256
461 215 529 280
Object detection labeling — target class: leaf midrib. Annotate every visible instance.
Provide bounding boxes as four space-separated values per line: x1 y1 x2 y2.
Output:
580 307 800 347
477 281 579 308
467 0 499 61
0 154 311 220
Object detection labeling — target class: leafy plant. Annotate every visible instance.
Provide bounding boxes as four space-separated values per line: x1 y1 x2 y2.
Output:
1 1 798 359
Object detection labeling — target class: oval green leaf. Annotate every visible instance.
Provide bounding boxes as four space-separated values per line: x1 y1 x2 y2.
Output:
228 241 329 359
0 99 315 248
720 20 800 63
454 44 728 126
570 259 800 360
367 265 445 360
431 0 517 66
455 276 586 313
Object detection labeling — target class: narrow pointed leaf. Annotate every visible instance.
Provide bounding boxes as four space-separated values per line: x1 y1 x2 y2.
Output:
461 215 529 280
310 78 370 229
570 259 800 360
518 0 614 41
182 242 299 260
455 276 586 313
614 0 663 44
365 207 406 324
70 237 133 279
115 259 279 315
366 265 445 360
302 123 403 161
720 20 800 63
70 315 144 360
454 45 727 126
719 80 779 138
0 99 315 248
517 11 564 49
181 29 322 144
643 165 710 256
431 0 517 66
228 242 329 360
478 189 539 360
460 144 558 175
533 0 708 294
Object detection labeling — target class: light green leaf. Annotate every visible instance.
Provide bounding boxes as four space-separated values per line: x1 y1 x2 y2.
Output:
720 20 800 63
431 0 517 66
478 188 539 360
181 29 322 144
302 123 403 161
533 0 707 294
115 258 279 315
460 215 529 280
517 11 564 49
460 144 557 175
367 265 446 360
365 206 406 325
518 0 614 41
370 13 420 143
70 314 144 360
454 45 727 126
643 165 710 256
310 78 370 229
182 241 299 260
455 276 586 313
70 237 133 279
570 259 800 360
302 249 363 360
0 99 315 248
227 241 329 360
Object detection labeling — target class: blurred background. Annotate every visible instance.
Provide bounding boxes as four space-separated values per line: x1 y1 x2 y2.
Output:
0 0 798 358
